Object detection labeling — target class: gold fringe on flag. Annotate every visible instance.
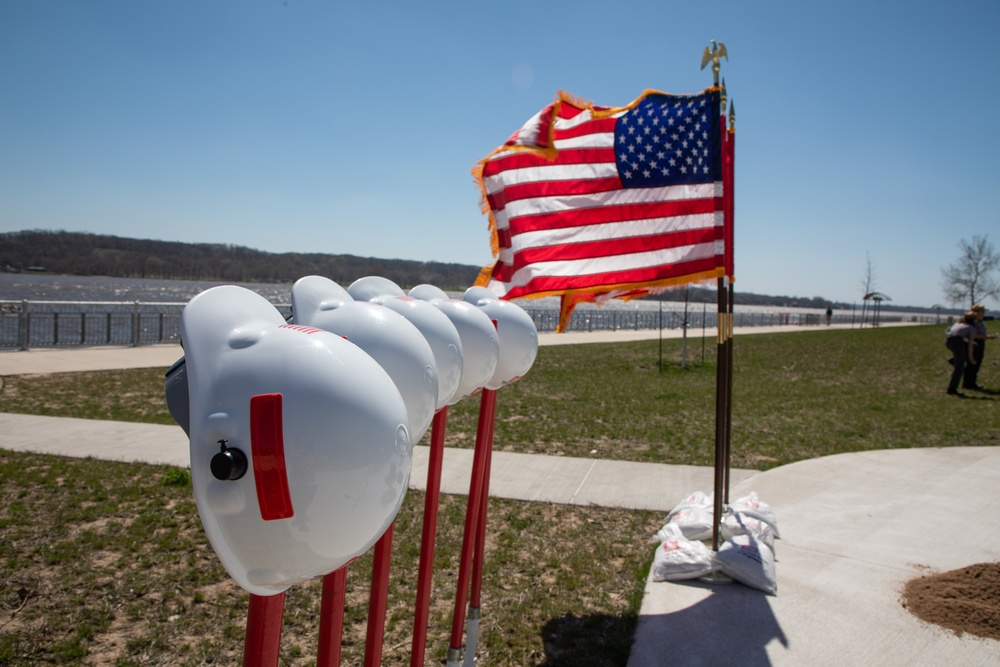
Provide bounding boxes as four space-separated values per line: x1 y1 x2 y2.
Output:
550 268 725 333
473 263 495 289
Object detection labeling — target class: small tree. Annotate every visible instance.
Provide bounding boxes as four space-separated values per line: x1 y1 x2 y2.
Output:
860 250 878 298
859 251 879 327
940 235 1000 308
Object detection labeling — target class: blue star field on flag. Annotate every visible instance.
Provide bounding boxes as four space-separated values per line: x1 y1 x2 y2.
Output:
615 91 721 188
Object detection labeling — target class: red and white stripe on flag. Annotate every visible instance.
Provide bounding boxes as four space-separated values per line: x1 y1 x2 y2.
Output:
473 88 727 331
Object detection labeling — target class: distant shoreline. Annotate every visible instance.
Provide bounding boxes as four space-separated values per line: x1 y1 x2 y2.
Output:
0 272 957 319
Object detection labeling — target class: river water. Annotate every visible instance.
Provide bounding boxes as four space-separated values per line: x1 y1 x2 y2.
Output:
0 272 942 349
0 272 945 319
0 273 291 304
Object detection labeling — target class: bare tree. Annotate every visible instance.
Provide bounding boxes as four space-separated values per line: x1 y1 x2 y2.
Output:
858 252 879 327
940 235 1000 308
860 251 878 297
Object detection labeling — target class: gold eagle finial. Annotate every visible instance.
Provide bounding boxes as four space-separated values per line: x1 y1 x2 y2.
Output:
700 40 728 86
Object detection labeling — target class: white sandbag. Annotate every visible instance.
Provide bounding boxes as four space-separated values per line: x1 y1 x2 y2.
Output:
660 506 714 542
660 490 715 542
721 509 776 553
667 490 713 517
716 534 777 594
730 492 780 538
651 523 717 582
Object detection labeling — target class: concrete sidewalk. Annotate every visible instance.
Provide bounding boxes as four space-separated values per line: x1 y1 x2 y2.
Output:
0 319 892 374
628 447 1000 666
2 339 998 666
0 411 756 514
0 343 184 374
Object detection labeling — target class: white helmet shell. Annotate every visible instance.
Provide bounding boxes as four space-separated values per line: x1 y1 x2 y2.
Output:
345 278 464 411
462 286 499 307
408 283 450 303
292 276 438 443
377 296 464 410
347 276 406 302
180 285 411 596
468 297 538 389
427 299 499 404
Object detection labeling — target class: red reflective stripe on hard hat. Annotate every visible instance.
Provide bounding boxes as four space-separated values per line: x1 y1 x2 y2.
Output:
250 393 294 521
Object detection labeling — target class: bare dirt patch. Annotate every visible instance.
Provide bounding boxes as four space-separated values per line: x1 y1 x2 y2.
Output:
902 562 1000 641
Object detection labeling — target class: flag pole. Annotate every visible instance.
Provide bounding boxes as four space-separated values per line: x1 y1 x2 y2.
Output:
724 101 736 504
701 39 730 553
712 275 729 552
725 281 734 502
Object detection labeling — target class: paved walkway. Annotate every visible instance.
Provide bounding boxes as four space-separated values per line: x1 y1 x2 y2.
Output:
0 321 876 373
2 332 999 665
0 411 755 514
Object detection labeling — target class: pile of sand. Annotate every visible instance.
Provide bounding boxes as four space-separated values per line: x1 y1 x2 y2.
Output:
902 562 1000 641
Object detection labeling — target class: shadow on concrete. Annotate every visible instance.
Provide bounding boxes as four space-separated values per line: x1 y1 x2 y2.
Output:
628 580 787 666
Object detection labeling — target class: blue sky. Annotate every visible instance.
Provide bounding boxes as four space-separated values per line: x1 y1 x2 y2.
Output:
2 1 997 308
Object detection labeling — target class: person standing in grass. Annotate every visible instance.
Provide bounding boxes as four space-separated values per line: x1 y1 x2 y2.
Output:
946 312 978 397
963 304 996 391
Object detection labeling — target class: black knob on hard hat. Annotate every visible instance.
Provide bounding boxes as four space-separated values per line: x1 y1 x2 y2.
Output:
211 440 248 481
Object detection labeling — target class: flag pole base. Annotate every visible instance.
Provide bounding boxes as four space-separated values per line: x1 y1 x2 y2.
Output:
698 571 734 585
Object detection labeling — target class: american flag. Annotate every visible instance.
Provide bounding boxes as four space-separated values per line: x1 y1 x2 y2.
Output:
474 88 727 331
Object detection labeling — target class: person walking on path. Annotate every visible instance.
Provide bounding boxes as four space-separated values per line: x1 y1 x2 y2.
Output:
946 312 978 397
963 304 997 391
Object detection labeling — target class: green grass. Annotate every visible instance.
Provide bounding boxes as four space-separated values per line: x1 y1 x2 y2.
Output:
0 451 657 666
1 324 998 664
7 325 1000 469
4 324 994 469
456 324 1000 468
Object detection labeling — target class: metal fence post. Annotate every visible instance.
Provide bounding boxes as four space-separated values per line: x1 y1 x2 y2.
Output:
19 299 28 350
132 301 140 347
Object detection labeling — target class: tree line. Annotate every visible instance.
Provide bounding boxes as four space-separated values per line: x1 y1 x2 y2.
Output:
0 230 482 291
4 229 968 312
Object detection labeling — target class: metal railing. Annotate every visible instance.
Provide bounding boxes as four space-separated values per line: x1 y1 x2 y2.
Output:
0 299 938 350
521 306 935 333
0 300 293 350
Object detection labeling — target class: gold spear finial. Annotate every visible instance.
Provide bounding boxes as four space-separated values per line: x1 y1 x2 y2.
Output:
700 40 728 87
728 100 735 133
720 77 727 109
